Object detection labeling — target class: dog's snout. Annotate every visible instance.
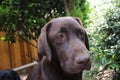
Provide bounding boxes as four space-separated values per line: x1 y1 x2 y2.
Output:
76 55 90 65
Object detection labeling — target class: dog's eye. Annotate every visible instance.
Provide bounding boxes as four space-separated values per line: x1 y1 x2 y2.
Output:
78 34 85 41
57 33 65 40
55 33 66 44
76 30 85 40
58 33 64 38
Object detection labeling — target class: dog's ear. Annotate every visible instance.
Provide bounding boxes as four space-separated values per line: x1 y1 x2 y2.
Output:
74 17 89 50
84 32 89 50
38 22 52 61
73 17 84 27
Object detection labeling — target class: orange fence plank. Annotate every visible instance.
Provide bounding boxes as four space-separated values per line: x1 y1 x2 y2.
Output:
9 41 22 68
0 32 38 70
0 40 11 70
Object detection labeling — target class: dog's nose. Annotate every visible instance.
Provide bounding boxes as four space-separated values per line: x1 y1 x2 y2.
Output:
76 56 90 65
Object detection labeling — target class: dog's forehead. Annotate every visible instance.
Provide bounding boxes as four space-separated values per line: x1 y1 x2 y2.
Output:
51 17 79 26
49 17 82 32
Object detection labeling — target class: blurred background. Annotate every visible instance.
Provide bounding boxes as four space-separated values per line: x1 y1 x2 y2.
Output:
0 0 120 80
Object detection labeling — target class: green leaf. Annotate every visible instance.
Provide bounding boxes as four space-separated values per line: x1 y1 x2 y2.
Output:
33 20 36 23
112 54 115 59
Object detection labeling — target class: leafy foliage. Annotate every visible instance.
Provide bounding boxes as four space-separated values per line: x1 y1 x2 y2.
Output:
0 0 65 43
65 0 90 26
99 6 120 79
85 0 120 79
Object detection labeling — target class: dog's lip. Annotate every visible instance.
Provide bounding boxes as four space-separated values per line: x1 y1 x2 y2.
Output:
77 59 91 69
78 66 84 71
83 61 91 70
63 65 84 74
84 64 91 70
77 63 90 71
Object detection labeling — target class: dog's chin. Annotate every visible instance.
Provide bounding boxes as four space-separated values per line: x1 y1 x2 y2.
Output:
62 66 84 74
64 69 83 74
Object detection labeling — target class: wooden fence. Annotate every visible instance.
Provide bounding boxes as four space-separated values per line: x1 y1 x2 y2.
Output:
0 32 38 71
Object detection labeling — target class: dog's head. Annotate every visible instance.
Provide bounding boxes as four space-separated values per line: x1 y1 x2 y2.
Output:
38 17 91 74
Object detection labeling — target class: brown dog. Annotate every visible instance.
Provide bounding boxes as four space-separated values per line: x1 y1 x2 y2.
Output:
27 17 91 80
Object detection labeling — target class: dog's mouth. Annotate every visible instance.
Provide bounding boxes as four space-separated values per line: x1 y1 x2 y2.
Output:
84 61 91 70
60 59 91 74
64 67 84 74
61 64 84 74
77 60 91 71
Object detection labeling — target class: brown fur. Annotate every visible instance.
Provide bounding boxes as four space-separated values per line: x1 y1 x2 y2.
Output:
27 17 91 80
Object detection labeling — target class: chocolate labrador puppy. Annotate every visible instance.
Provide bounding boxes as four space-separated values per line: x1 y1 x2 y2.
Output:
27 17 91 80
